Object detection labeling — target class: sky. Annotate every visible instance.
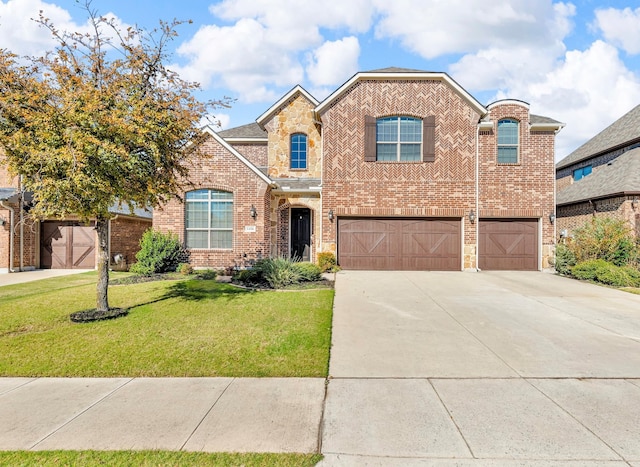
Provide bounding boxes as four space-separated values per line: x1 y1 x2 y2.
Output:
1 0 640 160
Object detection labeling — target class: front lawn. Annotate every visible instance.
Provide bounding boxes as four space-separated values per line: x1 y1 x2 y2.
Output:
0 273 333 377
0 451 322 466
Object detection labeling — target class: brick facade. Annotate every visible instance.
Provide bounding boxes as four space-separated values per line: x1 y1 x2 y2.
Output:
557 196 638 238
479 101 557 268
153 133 271 270
109 216 152 270
160 71 559 271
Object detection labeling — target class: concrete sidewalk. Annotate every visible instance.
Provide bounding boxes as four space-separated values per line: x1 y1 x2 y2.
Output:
0 269 93 287
0 377 325 453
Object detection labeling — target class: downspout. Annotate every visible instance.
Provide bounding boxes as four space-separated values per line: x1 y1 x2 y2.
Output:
19 176 24 272
319 116 324 254
475 123 480 272
0 200 15 273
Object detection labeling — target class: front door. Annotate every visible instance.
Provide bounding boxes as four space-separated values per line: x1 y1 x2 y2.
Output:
291 208 311 261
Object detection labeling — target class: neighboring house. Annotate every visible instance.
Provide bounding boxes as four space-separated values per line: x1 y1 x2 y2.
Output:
154 68 563 271
0 155 151 273
556 104 640 238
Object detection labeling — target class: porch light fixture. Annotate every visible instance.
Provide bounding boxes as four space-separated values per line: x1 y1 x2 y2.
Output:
469 210 476 224
328 209 334 221
0 215 5 226
249 205 257 219
549 212 556 224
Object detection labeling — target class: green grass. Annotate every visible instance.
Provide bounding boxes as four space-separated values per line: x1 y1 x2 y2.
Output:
0 451 322 466
0 273 334 377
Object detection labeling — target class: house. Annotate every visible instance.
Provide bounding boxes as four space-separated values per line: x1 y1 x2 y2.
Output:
0 155 152 273
154 68 563 271
556 104 640 238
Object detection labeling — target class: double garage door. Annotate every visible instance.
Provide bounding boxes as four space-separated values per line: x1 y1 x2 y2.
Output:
337 217 538 271
338 218 461 270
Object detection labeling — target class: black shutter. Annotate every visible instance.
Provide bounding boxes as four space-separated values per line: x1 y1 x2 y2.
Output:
423 115 435 162
364 115 376 162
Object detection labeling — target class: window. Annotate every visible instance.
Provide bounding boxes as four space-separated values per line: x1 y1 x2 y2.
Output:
185 189 233 249
290 133 307 169
376 116 422 161
573 165 592 181
497 119 519 164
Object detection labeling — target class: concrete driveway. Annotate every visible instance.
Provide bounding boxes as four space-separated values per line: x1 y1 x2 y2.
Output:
321 271 640 465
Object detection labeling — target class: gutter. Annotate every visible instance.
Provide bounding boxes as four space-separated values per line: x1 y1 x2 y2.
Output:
0 200 15 273
556 190 640 207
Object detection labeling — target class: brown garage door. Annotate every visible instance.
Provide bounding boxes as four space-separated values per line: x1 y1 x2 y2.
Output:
479 219 538 270
337 218 461 270
41 221 95 269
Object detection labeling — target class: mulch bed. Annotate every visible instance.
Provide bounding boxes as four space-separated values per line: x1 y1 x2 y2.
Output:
70 308 129 323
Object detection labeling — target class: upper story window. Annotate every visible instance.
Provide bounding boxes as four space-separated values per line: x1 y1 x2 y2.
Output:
376 116 422 162
573 165 592 181
497 119 519 164
185 189 233 249
290 133 308 169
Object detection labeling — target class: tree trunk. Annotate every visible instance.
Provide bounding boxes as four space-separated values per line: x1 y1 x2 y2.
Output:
96 217 110 312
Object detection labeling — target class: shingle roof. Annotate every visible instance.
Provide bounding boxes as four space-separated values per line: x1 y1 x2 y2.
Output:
217 122 267 140
366 67 430 73
530 114 562 125
109 203 153 219
556 147 640 205
0 188 17 201
556 104 640 169
273 178 321 191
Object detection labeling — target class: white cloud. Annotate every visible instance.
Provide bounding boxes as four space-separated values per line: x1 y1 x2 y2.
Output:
175 0 375 104
373 0 574 59
0 0 132 58
0 0 75 56
594 7 640 55
492 40 640 159
306 37 360 87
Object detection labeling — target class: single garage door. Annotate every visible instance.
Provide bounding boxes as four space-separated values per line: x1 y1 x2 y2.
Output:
338 218 461 270
41 221 96 269
479 219 538 270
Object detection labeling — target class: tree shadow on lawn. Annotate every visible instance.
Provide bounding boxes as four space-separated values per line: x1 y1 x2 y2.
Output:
156 280 254 304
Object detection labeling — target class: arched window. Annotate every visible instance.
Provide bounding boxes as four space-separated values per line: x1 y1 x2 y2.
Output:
185 189 233 249
497 119 519 164
290 133 308 169
376 116 422 161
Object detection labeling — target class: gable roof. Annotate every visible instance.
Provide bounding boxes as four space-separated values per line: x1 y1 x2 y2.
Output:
557 104 640 169
556 147 640 205
201 126 272 186
256 85 319 129
218 122 267 141
315 69 488 117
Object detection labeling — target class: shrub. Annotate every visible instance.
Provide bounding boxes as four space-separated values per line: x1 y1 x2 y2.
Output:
317 252 337 273
553 243 576 275
571 217 638 266
130 229 188 276
257 257 301 289
293 262 322 281
177 263 193 275
572 259 640 287
196 269 217 281
233 268 261 284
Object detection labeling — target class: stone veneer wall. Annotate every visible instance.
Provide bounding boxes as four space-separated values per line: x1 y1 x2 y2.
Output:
270 193 320 261
264 94 322 179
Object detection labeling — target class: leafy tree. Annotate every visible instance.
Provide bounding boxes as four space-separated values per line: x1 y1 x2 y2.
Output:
0 2 228 316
